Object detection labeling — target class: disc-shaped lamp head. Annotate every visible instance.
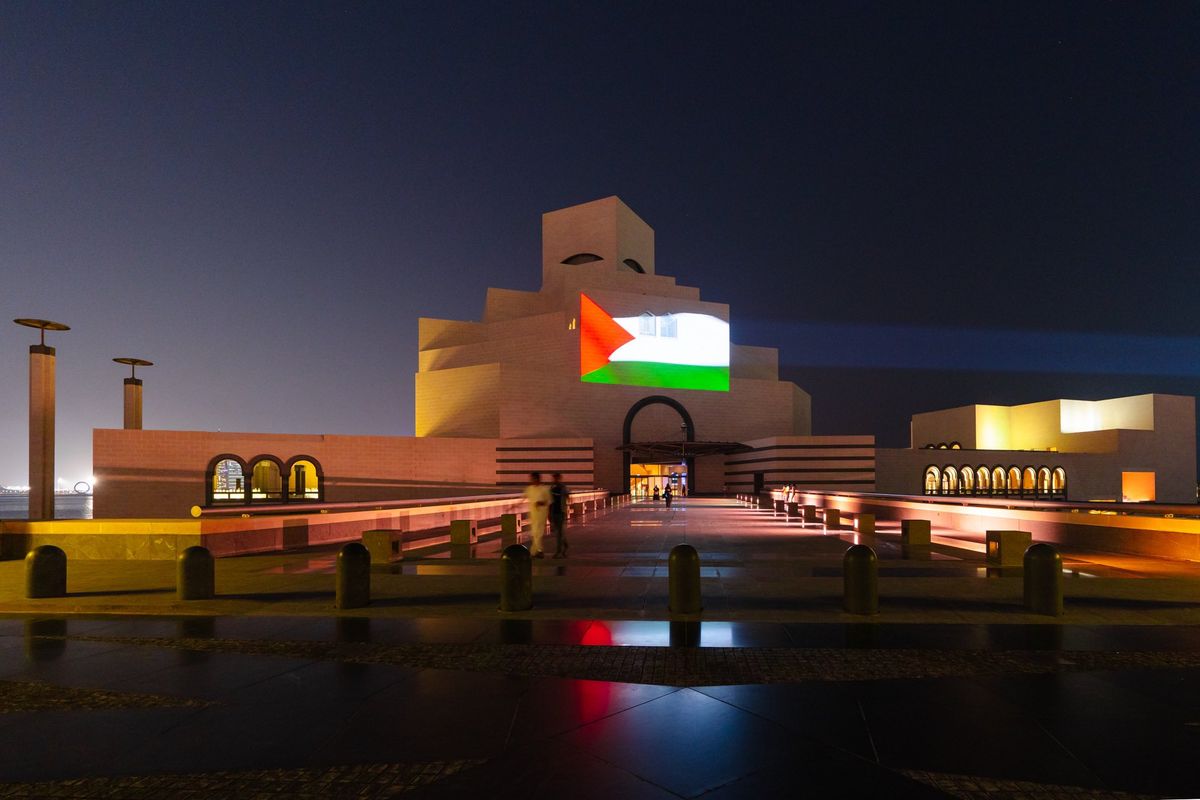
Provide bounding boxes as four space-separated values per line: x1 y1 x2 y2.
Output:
113 357 154 379
13 318 70 346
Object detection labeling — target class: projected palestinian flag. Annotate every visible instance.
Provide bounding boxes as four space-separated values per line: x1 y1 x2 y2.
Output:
580 293 730 392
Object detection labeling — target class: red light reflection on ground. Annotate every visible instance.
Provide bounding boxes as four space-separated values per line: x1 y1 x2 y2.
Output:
581 621 614 646
573 678 615 723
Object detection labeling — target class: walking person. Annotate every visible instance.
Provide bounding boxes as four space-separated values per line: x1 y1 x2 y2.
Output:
550 472 569 558
663 484 673 509
524 472 550 559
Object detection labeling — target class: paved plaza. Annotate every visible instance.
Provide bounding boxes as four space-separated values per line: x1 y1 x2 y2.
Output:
0 499 1199 797
0 499 1198 623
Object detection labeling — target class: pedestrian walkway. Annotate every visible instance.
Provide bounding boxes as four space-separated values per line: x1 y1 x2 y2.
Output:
0 498 1198 624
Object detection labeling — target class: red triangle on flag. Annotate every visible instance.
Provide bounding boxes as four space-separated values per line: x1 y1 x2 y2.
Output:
580 293 635 376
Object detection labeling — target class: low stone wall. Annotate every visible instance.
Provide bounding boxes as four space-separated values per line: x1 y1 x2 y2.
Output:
0 490 610 560
773 490 1200 561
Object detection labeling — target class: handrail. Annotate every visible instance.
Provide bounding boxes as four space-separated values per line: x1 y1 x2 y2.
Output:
196 488 609 518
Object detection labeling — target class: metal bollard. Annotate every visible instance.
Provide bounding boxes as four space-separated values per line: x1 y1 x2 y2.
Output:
362 530 396 564
449 519 475 545
500 544 532 611
668 543 702 614
500 513 519 546
177 546 215 600
900 519 931 545
25 545 66 598
336 542 371 610
1023 543 1063 616
843 544 878 615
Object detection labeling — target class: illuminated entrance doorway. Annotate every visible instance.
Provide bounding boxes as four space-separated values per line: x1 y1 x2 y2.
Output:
620 394 749 496
629 462 688 498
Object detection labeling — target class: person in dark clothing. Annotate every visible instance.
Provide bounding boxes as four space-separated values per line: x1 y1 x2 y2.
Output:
663 485 673 509
653 485 660 501
550 472 569 558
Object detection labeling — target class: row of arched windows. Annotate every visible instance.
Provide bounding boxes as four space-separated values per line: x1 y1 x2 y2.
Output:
206 454 324 506
924 464 1066 499
921 442 961 449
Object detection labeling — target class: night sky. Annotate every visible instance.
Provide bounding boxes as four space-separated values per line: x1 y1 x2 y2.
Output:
2 1 1198 486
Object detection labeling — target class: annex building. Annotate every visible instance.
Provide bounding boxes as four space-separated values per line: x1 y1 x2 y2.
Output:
876 394 1196 504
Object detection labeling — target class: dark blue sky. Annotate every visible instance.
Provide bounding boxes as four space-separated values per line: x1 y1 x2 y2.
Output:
2 1 1198 485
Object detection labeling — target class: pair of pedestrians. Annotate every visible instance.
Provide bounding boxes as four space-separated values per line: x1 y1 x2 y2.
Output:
523 472 569 559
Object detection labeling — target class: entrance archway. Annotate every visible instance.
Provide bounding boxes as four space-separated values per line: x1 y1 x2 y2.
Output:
622 396 695 496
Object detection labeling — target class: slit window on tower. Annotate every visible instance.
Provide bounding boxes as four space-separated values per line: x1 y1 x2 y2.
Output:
562 253 603 265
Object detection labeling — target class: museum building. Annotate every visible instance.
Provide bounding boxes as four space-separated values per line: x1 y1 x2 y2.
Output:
93 197 873 518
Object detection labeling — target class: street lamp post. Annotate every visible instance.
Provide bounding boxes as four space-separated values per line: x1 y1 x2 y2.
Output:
14 319 70 520
113 358 153 430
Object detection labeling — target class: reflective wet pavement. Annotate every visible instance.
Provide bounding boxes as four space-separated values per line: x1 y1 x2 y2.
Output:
1 499 1199 796
0 615 1197 797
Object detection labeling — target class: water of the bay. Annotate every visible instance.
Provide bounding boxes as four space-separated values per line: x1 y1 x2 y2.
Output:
0 495 93 519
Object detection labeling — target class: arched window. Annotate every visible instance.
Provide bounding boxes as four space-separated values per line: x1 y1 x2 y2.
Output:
991 466 1005 495
638 312 656 335
977 465 990 494
249 457 283 502
658 313 677 338
924 465 941 495
622 258 646 274
1007 467 1021 493
1037 466 1052 496
950 442 961 450
1052 467 1067 496
287 456 322 502
209 455 247 504
562 253 602 265
944 465 959 495
937 443 948 449
1022 467 1036 494
960 465 974 494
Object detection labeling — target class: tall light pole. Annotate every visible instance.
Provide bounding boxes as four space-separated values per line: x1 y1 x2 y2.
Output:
14 319 70 520
113 358 153 430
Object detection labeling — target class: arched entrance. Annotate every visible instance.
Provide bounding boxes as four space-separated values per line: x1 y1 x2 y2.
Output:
207 454 247 505
623 396 695 496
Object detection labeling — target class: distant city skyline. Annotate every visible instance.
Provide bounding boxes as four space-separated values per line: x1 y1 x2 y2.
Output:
4 1 1198 485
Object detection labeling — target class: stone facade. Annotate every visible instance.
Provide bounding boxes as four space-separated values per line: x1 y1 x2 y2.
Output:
417 196 813 493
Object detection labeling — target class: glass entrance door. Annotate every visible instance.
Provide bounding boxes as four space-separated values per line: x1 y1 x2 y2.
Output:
629 463 688 498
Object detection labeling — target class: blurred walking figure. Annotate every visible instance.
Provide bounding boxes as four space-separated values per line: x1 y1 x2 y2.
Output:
524 472 550 558
550 472 569 558
663 485 673 509
653 485 660 501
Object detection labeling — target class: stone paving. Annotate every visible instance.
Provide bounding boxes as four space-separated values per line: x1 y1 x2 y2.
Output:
0 616 1196 797
55 634 1200 686
0 499 1199 797
0 760 484 798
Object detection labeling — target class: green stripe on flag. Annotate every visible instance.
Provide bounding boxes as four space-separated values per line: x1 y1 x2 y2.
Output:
582 361 730 392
